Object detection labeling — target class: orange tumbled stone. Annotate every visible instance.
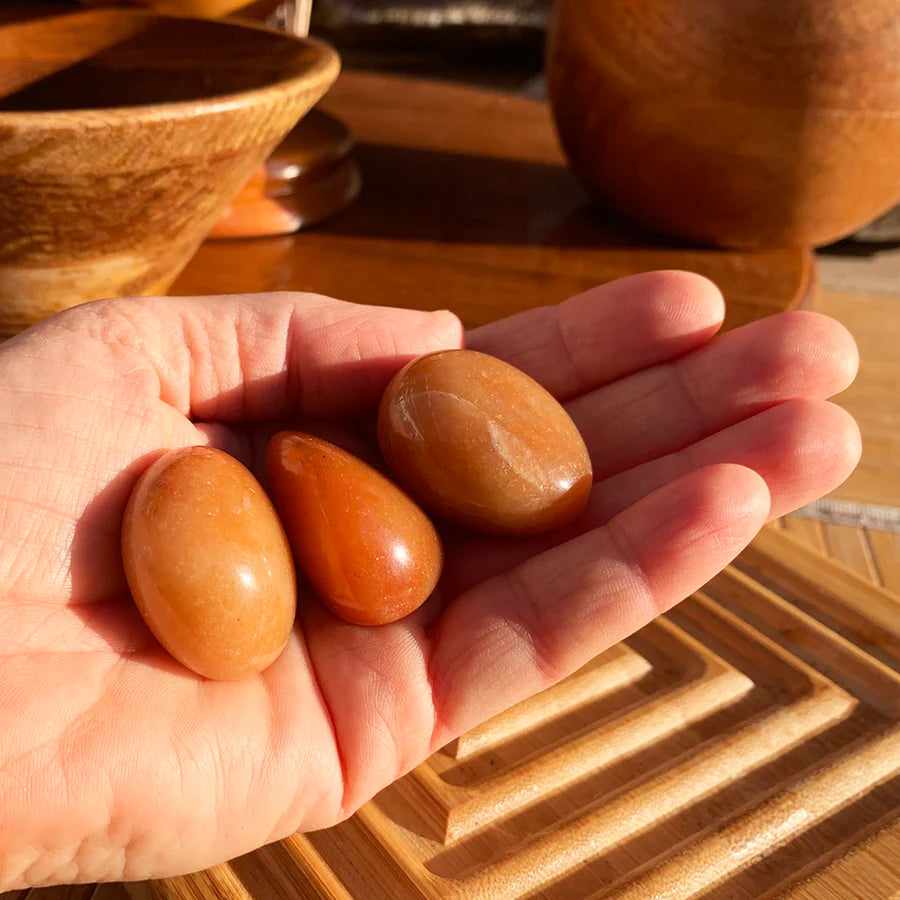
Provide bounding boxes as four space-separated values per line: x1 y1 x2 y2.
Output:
121 446 296 681
377 349 593 535
266 432 443 626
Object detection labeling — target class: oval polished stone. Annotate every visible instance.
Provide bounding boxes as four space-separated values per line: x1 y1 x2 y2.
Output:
121 446 296 681
266 431 442 626
377 349 593 535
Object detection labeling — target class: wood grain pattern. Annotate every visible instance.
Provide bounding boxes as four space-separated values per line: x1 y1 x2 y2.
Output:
776 826 900 899
777 518 900 594
126 864 250 900
737 527 900 666
174 72 814 332
208 109 362 238
125 526 899 898
868 531 900 594
0 6 338 336
547 0 900 249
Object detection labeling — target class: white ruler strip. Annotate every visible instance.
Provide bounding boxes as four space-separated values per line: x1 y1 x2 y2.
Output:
791 498 900 532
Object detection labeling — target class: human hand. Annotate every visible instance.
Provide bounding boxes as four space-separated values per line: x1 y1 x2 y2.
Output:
0 272 860 889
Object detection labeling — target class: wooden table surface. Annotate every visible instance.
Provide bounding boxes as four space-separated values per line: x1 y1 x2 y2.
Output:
5 70 898 900
174 72 815 333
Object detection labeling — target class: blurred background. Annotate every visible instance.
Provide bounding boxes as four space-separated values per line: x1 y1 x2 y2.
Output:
314 0 900 245
16 0 895 243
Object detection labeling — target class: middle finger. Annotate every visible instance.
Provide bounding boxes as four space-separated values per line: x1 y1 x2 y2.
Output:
567 310 857 481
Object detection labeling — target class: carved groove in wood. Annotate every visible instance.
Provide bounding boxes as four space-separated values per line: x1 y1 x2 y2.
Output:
128 528 900 898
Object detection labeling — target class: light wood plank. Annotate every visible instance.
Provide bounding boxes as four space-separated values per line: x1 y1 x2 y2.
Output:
822 522 881 583
868 529 900 593
739 527 900 664
604 729 900 900
817 290 900 509
780 517 827 555
776 824 900 900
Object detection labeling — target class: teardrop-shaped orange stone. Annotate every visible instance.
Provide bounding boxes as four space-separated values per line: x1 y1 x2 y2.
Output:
265 432 443 626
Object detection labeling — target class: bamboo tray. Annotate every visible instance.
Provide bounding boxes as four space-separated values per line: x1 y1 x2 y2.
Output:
106 525 899 899
5 527 897 899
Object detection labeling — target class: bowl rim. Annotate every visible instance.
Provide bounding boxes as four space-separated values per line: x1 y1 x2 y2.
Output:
0 9 341 128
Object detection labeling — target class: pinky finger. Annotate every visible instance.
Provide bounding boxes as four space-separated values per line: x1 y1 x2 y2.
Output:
426 463 770 748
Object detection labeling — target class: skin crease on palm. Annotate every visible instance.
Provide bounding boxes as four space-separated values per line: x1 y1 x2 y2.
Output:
0 272 861 889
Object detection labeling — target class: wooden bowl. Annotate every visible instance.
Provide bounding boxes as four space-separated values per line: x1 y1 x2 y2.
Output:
547 0 900 249
0 7 339 336
77 0 284 20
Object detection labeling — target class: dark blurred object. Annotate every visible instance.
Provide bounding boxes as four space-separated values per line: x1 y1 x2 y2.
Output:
851 205 900 243
311 0 549 49
548 0 900 250
33 0 549 86
311 0 549 84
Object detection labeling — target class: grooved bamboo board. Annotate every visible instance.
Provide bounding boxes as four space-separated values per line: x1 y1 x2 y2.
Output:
777 517 900 594
112 526 899 900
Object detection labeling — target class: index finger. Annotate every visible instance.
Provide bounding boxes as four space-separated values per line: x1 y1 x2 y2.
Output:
467 271 725 400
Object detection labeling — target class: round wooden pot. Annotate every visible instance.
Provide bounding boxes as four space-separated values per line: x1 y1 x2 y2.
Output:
546 0 900 248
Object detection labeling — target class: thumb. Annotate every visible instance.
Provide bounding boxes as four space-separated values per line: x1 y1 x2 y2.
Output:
67 292 464 421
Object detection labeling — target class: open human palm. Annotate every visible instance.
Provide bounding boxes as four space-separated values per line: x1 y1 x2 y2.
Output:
0 272 860 889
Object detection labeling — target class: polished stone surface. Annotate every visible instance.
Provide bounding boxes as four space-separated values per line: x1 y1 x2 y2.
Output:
378 349 592 535
121 446 297 681
266 432 443 626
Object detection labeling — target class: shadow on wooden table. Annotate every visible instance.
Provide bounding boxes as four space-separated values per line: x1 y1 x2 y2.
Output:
176 140 813 330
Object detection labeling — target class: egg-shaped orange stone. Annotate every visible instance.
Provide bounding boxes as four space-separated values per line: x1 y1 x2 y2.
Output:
266 432 443 626
377 349 593 535
121 446 296 681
